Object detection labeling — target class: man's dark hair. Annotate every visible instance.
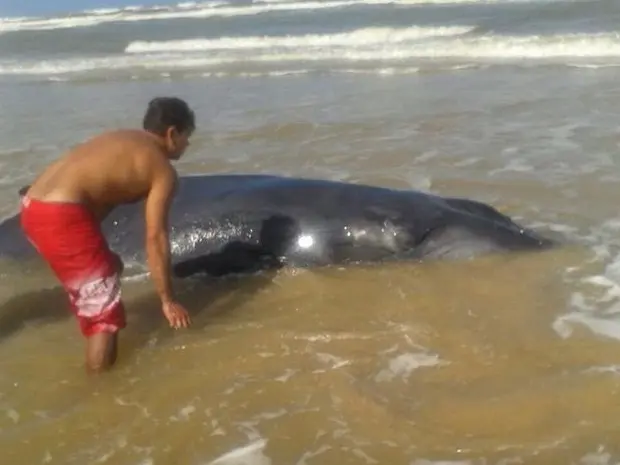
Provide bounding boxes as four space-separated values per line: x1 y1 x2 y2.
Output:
143 97 195 136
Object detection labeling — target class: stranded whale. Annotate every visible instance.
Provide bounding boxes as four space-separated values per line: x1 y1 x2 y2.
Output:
0 174 556 278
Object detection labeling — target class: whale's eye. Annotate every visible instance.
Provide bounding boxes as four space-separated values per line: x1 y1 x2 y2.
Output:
298 234 314 249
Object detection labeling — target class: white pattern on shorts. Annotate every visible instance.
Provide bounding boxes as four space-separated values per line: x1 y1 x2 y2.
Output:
69 274 121 318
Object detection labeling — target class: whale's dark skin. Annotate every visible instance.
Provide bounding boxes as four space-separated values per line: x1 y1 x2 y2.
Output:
0 174 556 278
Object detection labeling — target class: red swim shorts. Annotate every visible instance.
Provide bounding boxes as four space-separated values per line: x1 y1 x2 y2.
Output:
20 196 126 337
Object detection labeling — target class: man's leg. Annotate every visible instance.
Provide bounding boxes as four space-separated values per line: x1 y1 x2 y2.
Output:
85 331 119 374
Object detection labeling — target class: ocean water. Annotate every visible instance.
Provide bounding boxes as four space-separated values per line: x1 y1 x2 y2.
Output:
3 0 620 464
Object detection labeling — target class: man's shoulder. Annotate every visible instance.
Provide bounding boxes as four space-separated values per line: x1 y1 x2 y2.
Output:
101 129 168 164
140 147 176 186
96 128 155 147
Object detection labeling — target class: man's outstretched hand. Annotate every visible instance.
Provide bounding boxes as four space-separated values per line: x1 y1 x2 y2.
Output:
162 300 192 329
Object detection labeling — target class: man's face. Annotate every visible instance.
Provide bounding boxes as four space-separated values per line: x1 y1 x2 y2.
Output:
166 127 193 160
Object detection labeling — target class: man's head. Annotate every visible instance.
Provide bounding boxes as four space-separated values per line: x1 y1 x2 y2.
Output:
143 97 195 160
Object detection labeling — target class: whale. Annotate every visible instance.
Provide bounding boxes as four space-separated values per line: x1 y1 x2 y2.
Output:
0 173 556 278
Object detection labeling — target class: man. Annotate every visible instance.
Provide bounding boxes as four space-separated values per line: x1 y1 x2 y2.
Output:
20 96 195 374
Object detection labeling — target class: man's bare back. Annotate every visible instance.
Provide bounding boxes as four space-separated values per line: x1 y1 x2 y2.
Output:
26 129 177 221
20 97 196 374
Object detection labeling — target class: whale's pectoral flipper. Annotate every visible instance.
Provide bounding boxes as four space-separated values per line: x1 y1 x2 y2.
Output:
173 242 283 278
172 214 298 278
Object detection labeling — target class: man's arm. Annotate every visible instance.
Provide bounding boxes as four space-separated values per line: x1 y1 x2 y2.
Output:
144 163 177 304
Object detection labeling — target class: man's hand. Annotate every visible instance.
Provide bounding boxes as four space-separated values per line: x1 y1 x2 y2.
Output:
162 300 191 329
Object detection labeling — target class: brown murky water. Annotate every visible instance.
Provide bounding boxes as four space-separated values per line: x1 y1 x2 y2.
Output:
2 247 619 464
3 70 620 463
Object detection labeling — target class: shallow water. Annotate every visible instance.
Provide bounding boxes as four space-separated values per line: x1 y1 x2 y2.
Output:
6 250 618 465
2 70 620 464
4 0 620 461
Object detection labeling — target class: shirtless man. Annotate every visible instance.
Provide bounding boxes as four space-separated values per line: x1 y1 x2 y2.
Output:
20 96 195 374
